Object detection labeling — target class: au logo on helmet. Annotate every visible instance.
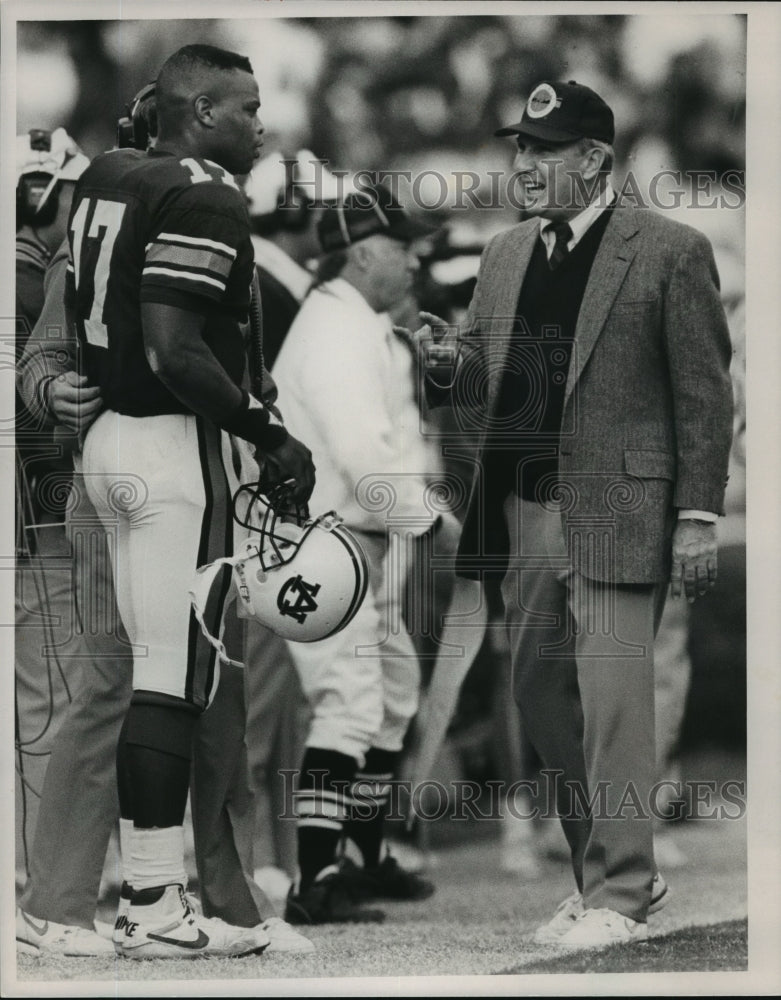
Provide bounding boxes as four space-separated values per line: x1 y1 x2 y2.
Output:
190 486 369 660
277 575 321 624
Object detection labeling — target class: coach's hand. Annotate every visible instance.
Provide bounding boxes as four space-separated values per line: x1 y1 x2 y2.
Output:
393 310 453 354
671 519 718 603
47 371 103 434
394 311 461 388
259 433 316 506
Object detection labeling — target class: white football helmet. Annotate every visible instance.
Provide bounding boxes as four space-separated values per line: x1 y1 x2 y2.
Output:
190 485 369 660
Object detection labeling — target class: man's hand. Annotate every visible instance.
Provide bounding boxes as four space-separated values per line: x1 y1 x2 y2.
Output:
393 311 460 385
670 519 718 602
393 310 454 354
47 371 103 434
258 433 316 507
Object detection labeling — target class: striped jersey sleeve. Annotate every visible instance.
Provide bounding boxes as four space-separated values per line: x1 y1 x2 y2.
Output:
140 185 253 312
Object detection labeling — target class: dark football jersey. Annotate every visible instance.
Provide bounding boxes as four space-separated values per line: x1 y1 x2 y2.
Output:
65 148 254 416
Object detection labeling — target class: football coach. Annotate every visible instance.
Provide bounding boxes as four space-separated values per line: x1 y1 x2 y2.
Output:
399 80 734 948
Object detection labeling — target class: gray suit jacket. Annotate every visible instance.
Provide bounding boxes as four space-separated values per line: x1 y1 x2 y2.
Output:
437 203 734 584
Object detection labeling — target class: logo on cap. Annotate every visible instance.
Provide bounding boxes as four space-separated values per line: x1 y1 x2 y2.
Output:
526 83 561 119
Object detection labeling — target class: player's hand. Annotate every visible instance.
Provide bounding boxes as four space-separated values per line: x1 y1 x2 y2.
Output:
47 371 103 434
670 520 717 602
258 433 316 506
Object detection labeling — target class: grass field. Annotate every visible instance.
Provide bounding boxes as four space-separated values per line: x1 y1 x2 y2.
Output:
9 803 747 993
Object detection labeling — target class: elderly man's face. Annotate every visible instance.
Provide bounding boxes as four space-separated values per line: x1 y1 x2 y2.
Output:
512 137 596 220
363 234 420 313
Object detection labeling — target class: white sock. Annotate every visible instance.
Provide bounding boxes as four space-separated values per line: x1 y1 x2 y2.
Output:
119 818 135 888
129 826 187 891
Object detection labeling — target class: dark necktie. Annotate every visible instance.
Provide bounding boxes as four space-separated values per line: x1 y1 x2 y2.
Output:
544 220 573 270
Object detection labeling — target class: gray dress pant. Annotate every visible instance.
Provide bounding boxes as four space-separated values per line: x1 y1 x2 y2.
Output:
500 495 665 922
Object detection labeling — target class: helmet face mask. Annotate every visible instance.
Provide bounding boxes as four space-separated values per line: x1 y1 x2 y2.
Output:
233 484 307 574
232 488 369 642
190 485 370 657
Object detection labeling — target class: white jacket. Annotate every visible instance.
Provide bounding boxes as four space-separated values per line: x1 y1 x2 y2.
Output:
272 277 439 534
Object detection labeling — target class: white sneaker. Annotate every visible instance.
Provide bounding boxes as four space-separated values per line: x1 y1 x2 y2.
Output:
113 882 200 949
534 873 666 944
558 907 648 949
112 882 133 953
533 890 584 944
119 884 269 960
261 916 316 953
16 908 116 956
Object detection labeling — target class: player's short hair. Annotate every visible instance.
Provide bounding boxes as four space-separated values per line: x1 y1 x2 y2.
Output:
156 44 254 128
160 43 253 81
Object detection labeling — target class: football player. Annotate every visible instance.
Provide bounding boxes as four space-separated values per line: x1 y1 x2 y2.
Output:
67 43 314 959
16 79 315 959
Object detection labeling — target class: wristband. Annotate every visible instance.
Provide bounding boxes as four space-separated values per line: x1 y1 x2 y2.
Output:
223 389 289 451
682 518 716 527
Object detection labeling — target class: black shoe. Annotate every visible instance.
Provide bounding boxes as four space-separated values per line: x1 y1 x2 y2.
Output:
284 870 386 925
339 855 436 901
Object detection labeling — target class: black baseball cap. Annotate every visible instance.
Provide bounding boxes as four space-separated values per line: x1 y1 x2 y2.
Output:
318 183 436 252
495 80 614 144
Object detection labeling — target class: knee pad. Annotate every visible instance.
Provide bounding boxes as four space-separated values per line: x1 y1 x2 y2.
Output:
125 692 200 760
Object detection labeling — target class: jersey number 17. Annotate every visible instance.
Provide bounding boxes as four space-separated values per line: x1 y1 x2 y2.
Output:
69 197 126 349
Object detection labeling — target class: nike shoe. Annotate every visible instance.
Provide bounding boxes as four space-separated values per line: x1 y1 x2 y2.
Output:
284 866 386 925
118 883 269 959
16 908 115 956
114 881 205 951
261 916 316 952
338 855 435 901
557 907 648 948
112 881 133 954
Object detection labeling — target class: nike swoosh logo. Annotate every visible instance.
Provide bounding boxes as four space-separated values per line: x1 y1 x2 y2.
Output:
147 928 210 950
22 913 48 937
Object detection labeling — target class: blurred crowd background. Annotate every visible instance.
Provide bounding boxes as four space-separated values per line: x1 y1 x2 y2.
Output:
17 12 745 240
15 11 746 833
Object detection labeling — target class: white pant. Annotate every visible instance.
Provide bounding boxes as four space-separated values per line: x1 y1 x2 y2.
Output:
287 529 420 765
82 410 247 708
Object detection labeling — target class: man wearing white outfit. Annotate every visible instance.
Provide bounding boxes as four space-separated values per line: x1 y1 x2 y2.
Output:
273 184 483 924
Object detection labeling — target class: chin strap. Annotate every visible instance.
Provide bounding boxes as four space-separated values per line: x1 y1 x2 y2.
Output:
188 555 244 668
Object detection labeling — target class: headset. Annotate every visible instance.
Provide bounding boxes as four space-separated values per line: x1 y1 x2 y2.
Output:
116 81 157 151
